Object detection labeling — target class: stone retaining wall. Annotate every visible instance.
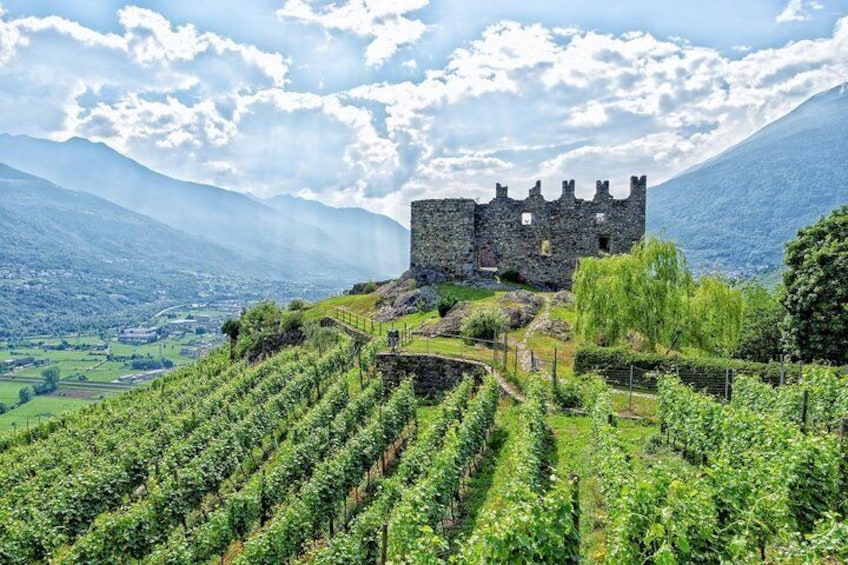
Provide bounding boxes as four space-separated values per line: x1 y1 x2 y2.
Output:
376 352 489 398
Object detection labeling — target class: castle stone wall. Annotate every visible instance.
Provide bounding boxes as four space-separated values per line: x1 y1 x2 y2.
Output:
410 176 646 289
410 199 477 278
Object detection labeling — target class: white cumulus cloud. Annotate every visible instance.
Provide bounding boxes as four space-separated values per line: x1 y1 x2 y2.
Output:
276 0 429 66
776 0 825 23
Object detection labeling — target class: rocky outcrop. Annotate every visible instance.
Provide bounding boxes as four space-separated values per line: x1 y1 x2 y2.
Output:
498 290 544 329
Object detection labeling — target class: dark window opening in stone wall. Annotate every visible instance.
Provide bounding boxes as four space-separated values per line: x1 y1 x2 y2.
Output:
540 239 551 256
598 235 610 252
521 212 533 225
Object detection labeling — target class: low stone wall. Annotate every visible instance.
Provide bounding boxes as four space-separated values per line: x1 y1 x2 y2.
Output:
376 352 489 398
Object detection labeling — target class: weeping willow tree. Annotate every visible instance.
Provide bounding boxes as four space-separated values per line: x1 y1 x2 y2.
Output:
691 275 745 356
574 237 744 355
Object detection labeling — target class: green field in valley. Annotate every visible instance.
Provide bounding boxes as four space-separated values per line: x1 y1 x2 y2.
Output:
0 394 98 433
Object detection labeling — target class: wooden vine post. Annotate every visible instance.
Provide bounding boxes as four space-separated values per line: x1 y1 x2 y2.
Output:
552 348 558 392
840 418 848 514
801 389 809 434
381 523 388 565
570 473 580 536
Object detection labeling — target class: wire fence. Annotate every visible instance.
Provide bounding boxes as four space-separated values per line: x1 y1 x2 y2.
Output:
334 307 413 345
585 360 823 401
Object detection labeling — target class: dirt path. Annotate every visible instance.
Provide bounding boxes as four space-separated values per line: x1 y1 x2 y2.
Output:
491 368 525 402
512 294 553 373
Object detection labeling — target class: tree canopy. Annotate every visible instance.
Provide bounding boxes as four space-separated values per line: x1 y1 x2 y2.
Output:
574 237 744 355
782 205 848 364
232 301 304 362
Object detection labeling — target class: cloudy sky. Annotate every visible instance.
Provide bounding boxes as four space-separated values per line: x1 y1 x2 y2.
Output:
0 0 846 225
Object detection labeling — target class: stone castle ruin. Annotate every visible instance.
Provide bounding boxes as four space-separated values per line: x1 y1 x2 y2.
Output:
410 175 646 289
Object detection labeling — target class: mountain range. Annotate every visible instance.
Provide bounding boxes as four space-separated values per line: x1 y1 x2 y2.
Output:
0 137 408 337
0 134 409 282
647 83 848 276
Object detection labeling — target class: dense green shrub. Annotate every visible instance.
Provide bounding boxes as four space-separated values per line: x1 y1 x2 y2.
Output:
234 301 305 362
461 308 509 341
287 298 308 311
500 267 524 284
553 380 582 408
436 294 458 317
573 345 805 386
302 322 343 354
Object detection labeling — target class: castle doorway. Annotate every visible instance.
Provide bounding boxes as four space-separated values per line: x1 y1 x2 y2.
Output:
478 242 497 271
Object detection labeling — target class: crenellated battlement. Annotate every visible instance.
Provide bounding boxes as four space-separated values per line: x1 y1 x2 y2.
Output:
410 175 647 289
492 177 646 203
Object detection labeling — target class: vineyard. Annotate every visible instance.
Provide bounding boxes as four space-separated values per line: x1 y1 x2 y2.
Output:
0 325 845 563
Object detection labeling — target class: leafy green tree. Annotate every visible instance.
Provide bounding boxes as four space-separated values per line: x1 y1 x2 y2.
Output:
41 366 60 391
782 206 848 364
287 298 308 311
31 366 62 395
575 238 746 356
221 318 241 361
574 237 693 351
234 301 304 362
690 275 744 357
0 401 7 414
736 282 783 362
18 386 33 404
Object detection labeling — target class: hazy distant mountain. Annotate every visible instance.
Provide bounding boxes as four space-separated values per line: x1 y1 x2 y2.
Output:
0 135 408 282
648 83 848 275
265 193 409 279
0 163 301 336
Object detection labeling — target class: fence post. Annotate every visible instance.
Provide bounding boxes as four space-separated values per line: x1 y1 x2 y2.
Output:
493 330 498 365
358 348 364 390
801 389 809 434
381 523 388 565
503 332 508 368
629 365 634 411
530 350 535 373
841 419 848 514
570 473 580 537
780 354 786 386
513 344 518 375
724 369 730 402
552 348 558 391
